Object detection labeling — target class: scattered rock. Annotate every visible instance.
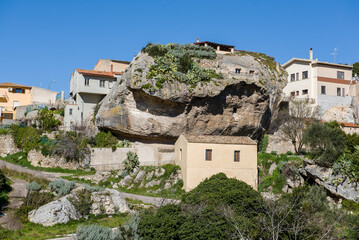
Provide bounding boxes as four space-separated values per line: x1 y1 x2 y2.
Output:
130 168 139 177
91 189 130 215
119 175 132 187
261 192 280 201
146 171 154 181
163 181 171 189
268 163 277 175
133 171 146 184
155 168 165 178
145 179 161 188
28 149 79 169
28 195 79 226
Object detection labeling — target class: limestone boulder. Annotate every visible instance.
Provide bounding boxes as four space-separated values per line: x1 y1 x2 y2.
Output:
28 196 79 226
0 134 19 155
96 47 287 142
91 189 130 215
27 149 79 169
322 105 355 123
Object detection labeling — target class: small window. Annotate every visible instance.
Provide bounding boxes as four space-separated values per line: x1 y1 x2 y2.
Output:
296 91 299 96
302 89 308 95
15 88 24 93
321 86 326 95
296 72 299 81
235 68 241 74
234 150 240 162
302 71 308 79
85 78 90 86
290 74 295 82
205 149 212 161
100 80 105 87
290 91 295 97
337 71 344 79
342 88 345 97
249 70 254 75
337 87 341 96
13 101 19 108
69 108 73 115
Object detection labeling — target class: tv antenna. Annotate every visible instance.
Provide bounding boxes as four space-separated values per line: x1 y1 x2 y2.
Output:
330 47 339 63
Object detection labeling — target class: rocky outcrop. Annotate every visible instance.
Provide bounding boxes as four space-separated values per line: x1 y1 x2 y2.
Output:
303 163 359 202
0 134 19 156
96 47 287 142
27 149 79 170
90 189 130 215
28 196 79 226
322 105 355 123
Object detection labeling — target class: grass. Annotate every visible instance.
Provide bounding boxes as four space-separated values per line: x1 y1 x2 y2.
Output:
0 214 130 240
1 167 50 188
1 152 96 176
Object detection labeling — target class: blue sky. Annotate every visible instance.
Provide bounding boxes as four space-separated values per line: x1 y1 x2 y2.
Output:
0 0 358 95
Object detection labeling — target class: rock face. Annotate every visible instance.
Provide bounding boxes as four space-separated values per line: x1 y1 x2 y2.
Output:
96 47 287 142
322 105 355 123
0 134 19 156
28 196 79 226
303 163 359 202
91 189 130 215
28 149 79 169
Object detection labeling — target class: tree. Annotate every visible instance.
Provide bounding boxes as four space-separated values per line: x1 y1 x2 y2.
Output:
353 62 359 77
279 100 317 154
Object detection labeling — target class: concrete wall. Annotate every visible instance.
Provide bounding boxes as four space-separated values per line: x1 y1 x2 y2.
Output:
317 95 353 115
70 71 116 96
31 87 58 105
175 135 257 191
316 65 352 81
90 143 175 171
283 62 314 100
93 59 129 73
0 134 19 156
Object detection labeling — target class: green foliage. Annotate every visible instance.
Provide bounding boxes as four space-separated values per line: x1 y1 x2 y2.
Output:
84 184 104 193
117 212 141 240
11 125 41 153
37 108 61 132
117 139 132 148
353 62 359 77
76 224 123 240
92 104 101 123
123 151 139 174
258 134 269 152
68 189 93 217
52 131 90 162
0 169 12 211
93 131 118 148
48 180 76 196
26 181 41 192
303 122 346 167
333 149 359 182
143 43 221 89
342 199 359 213
0 128 10 134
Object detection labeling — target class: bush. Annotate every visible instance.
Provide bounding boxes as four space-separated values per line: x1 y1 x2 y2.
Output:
93 131 118 148
117 139 132 148
123 151 139 174
68 189 93 217
26 181 41 192
76 224 122 240
48 180 76 196
11 125 40 153
258 134 269 153
52 131 90 162
0 169 12 211
303 122 346 167
37 108 61 132
84 184 104 193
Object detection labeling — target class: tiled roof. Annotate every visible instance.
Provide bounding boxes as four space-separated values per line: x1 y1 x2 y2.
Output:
76 69 119 78
0 82 32 88
338 122 359 128
183 134 257 145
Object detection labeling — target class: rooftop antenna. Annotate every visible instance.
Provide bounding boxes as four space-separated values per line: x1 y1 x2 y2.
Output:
330 47 339 63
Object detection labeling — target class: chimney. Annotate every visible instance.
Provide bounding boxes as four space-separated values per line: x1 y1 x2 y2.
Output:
196 38 199 43
310 48 313 60
110 64 113 74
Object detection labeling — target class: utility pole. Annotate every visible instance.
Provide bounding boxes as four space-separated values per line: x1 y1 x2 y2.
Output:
330 47 339 63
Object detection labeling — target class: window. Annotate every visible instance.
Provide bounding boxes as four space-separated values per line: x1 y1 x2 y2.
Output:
342 88 345 97
69 108 73 115
85 78 90 86
249 70 254 75
235 68 241 74
321 86 326 95
302 89 308 95
15 88 24 93
302 71 308 79
205 149 212 161
296 91 299 96
290 92 295 97
234 150 240 162
100 80 105 87
337 87 341 96
13 101 19 108
290 74 295 82
296 72 299 81
337 71 344 79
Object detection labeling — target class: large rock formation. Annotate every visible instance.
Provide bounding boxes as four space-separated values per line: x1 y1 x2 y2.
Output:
96 44 287 142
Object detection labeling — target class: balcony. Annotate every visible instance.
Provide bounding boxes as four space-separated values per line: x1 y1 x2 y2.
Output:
0 92 8 102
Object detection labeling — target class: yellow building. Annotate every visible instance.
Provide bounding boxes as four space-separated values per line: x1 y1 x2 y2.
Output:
174 134 258 191
0 82 58 120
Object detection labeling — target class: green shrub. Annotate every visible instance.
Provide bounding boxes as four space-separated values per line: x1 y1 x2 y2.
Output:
11 125 41 153
123 151 139 174
76 224 122 240
258 134 269 152
26 181 41 192
93 131 118 148
0 169 12 210
84 184 104 193
68 189 93 217
0 128 10 134
342 199 359 213
117 139 132 148
52 131 90 162
37 108 61 132
48 180 76 196
92 104 101 123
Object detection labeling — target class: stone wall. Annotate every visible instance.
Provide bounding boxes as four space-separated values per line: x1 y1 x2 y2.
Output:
90 142 174 171
28 149 79 169
0 134 19 156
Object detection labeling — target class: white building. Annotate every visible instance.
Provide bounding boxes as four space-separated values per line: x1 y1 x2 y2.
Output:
282 49 354 113
64 59 130 130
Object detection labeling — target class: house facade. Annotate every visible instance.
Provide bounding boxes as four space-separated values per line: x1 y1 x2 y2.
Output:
174 134 258 191
282 49 354 113
0 82 58 120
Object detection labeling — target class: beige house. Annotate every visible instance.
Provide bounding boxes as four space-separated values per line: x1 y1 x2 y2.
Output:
283 49 354 114
174 134 258 191
0 82 58 120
